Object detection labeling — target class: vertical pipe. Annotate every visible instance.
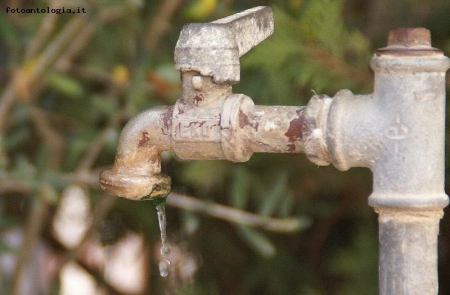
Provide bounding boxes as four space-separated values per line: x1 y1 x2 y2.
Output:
378 211 441 295
370 29 449 295
324 28 450 294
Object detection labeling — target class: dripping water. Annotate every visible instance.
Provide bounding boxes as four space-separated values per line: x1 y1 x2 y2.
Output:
155 200 171 277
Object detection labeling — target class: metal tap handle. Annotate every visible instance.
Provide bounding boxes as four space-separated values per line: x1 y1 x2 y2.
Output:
174 6 274 84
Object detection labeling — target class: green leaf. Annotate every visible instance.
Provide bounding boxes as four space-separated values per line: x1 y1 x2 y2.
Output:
259 172 288 216
236 226 276 258
277 191 294 218
229 166 250 209
39 184 59 204
91 94 118 115
46 71 83 98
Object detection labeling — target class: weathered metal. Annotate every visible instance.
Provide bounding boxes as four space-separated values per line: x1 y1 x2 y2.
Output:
99 106 173 200
100 7 306 200
99 6 450 294
174 6 274 84
306 28 450 294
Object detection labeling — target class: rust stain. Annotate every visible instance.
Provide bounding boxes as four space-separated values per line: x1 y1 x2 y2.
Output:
188 121 206 128
138 130 150 147
160 108 172 135
193 95 203 106
285 109 304 151
239 110 250 129
239 110 259 130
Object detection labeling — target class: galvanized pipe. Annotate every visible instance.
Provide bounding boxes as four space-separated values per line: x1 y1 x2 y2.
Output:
307 28 450 294
378 210 442 294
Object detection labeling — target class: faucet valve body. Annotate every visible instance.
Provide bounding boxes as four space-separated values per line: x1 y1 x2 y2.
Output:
100 7 307 200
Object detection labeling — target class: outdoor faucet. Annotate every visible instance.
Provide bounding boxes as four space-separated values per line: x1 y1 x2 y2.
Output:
100 7 306 200
99 7 450 294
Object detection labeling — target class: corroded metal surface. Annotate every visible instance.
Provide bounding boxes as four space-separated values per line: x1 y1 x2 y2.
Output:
376 27 442 56
174 6 274 84
99 106 174 200
100 7 307 200
302 94 332 166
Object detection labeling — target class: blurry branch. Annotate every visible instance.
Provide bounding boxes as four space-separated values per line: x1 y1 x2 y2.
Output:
167 193 310 233
0 7 126 132
10 188 50 295
0 178 30 194
53 24 94 72
9 104 66 293
24 0 59 61
76 117 124 173
29 106 66 169
0 15 87 132
145 0 183 50
17 15 86 96
304 43 373 87
54 7 125 72
0 173 309 233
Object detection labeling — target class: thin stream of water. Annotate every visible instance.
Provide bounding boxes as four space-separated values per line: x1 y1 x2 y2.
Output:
156 203 171 277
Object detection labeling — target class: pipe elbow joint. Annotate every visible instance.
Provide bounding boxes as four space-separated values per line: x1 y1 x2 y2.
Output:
99 106 173 201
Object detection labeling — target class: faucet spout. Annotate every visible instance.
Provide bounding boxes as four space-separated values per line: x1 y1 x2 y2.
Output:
99 106 173 200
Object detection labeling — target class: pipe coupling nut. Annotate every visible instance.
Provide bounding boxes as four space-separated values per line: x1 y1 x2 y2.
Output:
302 94 332 166
220 94 254 162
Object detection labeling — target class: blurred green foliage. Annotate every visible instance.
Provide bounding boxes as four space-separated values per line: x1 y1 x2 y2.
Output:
1 0 450 294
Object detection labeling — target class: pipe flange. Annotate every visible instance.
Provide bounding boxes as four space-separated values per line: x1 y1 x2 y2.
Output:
220 94 254 162
302 94 332 166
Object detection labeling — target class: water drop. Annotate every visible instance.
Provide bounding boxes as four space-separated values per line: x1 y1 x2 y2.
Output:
159 259 170 277
155 200 171 277
161 244 171 256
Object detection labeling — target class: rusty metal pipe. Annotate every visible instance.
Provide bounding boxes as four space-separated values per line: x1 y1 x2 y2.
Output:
237 105 305 154
99 106 173 200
